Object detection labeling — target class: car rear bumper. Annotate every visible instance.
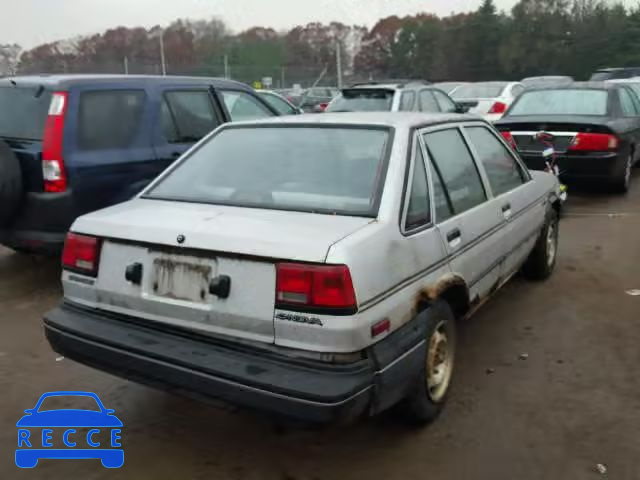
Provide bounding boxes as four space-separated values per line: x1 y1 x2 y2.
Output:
0 191 75 253
44 302 424 423
519 151 624 181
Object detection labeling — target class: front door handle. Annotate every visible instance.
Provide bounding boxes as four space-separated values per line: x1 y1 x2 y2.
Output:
502 203 512 219
446 228 462 248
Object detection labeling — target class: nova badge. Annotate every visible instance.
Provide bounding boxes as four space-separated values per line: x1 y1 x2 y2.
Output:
275 312 323 327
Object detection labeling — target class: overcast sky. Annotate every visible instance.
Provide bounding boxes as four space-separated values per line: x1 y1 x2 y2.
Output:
0 0 521 48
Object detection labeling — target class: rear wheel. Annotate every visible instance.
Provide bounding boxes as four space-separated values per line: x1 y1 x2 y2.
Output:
522 209 559 281
0 140 23 227
611 154 632 193
399 300 456 425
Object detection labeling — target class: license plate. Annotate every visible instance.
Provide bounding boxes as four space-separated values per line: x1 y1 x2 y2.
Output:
152 257 213 303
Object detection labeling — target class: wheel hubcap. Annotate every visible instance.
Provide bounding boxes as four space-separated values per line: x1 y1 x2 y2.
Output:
426 321 453 403
546 220 558 268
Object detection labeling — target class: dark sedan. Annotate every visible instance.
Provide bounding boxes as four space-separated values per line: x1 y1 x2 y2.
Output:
495 82 640 192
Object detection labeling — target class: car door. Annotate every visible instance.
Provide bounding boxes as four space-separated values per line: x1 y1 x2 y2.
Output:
617 87 640 163
69 86 155 212
153 87 226 177
422 126 506 301
463 124 544 277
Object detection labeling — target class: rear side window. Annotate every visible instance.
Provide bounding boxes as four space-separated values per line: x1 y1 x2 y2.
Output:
163 90 220 143
429 157 454 223
0 87 52 140
419 90 439 112
78 90 145 150
220 90 273 121
511 85 525 97
619 88 639 116
424 129 487 215
400 91 416 111
405 146 430 230
465 126 526 196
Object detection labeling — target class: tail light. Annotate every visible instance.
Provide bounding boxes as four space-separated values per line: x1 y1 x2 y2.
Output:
62 233 102 277
276 263 357 314
500 131 517 150
568 133 619 151
42 91 68 193
488 101 507 114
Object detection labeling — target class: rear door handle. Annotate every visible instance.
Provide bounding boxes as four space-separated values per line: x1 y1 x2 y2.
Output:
446 228 462 248
502 203 512 218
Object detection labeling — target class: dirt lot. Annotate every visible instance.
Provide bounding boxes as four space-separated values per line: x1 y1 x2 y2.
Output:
1 175 639 480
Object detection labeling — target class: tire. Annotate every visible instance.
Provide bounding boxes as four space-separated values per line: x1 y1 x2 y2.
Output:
0 140 23 227
522 209 559 281
399 300 456 425
610 154 632 193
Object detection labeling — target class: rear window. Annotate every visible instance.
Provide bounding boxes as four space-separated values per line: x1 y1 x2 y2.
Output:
326 89 394 112
145 126 390 217
451 84 506 99
509 89 609 116
0 86 51 140
78 90 145 150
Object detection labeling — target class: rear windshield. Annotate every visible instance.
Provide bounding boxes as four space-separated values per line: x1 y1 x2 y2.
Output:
326 89 394 112
145 126 390 217
509 89 609 116
451 84 506 99
0 86 51 140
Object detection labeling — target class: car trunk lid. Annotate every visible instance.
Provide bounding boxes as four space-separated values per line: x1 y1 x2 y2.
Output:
66 199 372 344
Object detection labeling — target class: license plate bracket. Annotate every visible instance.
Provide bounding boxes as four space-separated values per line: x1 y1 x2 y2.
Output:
152 257 213 303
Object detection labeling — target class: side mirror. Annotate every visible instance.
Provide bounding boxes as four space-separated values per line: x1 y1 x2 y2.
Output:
455 103 469 114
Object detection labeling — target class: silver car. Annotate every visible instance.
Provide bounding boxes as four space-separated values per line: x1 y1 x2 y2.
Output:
45 113 562 424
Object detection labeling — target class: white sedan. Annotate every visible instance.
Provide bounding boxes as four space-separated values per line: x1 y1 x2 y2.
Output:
451 81 525 122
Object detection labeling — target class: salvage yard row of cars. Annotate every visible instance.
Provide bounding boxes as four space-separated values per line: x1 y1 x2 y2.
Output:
0 69 636 425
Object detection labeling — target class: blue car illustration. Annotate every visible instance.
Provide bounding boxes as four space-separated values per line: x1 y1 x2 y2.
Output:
16 391 123 468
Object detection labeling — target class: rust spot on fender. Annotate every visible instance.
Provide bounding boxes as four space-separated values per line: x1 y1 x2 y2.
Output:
412 274 469 317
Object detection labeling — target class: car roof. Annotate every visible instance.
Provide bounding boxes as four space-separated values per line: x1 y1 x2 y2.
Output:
228 112 480 129
524 81 618 91
0 74 252 90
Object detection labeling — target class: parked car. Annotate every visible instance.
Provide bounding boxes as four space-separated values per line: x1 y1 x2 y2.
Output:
256 89 302 115
326 82 466 114
45 112 562 425
495 82 640 192
590 67 640 81
291 87 339 113
0 74 278 254
450 81 525 122
433 82 469 94
521 76 573 88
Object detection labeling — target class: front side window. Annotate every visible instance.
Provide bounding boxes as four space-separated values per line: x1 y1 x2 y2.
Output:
78 90 145 150
424 128 487 215
260 93 297 115
146 127 390 217
465 126 525 196
220 90 273 121
432 90 457 113
163 90 220 143
419 90 440 112
405 146 430 230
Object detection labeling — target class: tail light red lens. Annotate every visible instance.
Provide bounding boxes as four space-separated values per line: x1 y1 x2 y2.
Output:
42 91 68 193
568 133 619 151
276 263 357 313
62 233 102 277
488 101 507 114
500 131 517 150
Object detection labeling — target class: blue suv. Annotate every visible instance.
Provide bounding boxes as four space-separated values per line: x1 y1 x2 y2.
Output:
0 75 278 254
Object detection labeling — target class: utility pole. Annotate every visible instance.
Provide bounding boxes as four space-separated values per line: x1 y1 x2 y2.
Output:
124 56 129 75
336 39 343 89
159 30 167 76
224 54 229 79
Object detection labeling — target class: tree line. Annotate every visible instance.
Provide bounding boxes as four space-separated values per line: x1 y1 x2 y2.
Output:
3 0 640 83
